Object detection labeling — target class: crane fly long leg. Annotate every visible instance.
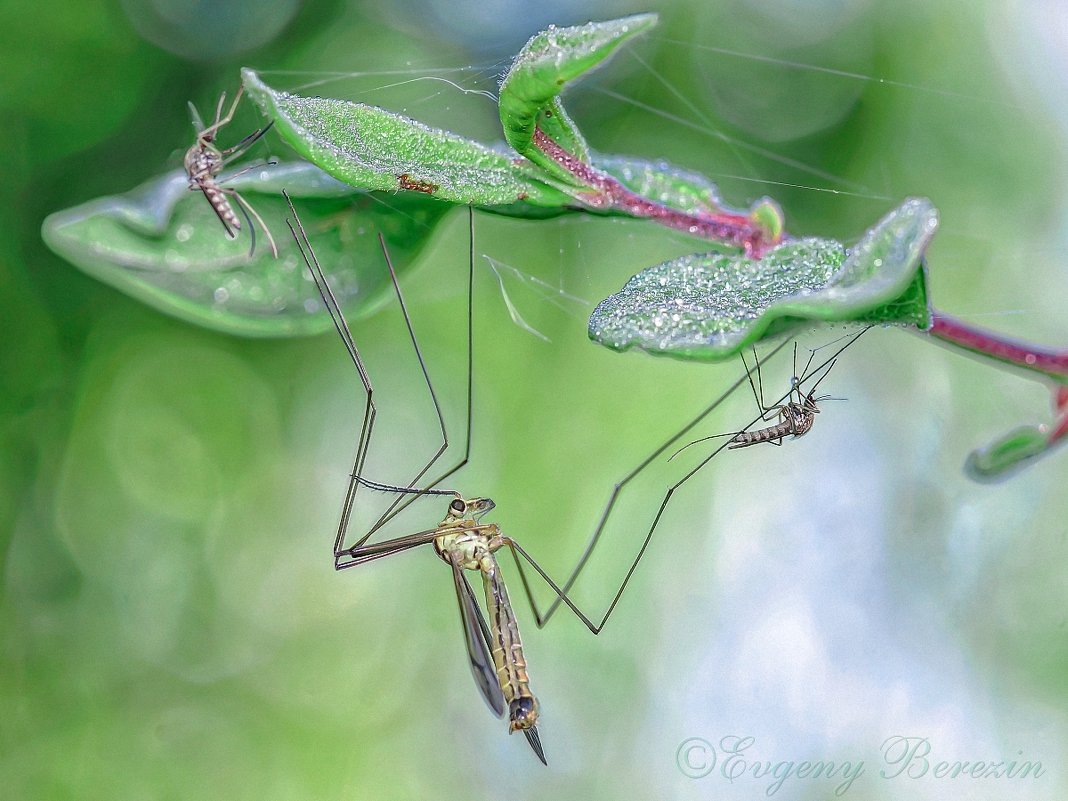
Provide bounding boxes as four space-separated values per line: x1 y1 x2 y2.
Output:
231 190 278 257
220 120 275 162
518 326 871 631
288 192 474 559
286 198 378 560
485 348 792 634
364 209 475 530
198 86 244 144
522 340 788 628
333 527 444 568
361 235 450 527
451 559 507 718
740 347 780 422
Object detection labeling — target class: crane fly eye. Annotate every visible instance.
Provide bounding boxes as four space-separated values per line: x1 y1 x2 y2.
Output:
449 499 466 515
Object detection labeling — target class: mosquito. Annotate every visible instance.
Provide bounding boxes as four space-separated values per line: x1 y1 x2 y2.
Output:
285 194 603 765
670 336 855 458
185 86 278 258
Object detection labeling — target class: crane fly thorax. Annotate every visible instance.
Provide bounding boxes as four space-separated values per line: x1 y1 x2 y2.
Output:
433 520 501 570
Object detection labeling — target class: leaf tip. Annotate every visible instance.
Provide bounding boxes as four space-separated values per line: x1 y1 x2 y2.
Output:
964 425 1056 482
240 67 263 91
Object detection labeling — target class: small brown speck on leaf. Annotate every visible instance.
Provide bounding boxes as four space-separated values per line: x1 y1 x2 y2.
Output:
397 174 438 195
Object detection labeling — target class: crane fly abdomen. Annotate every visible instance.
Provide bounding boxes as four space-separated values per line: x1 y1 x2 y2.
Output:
728 418 794 448
509 696 539 732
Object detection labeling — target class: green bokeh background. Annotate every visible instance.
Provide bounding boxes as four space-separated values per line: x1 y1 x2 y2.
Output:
4 0 1067 799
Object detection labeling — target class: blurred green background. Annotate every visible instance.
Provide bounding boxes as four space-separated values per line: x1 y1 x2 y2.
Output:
4 0 1067 798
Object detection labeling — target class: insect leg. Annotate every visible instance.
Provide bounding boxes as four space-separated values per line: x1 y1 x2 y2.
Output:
198 85 245 144
230 189 278 258
524 339 793 629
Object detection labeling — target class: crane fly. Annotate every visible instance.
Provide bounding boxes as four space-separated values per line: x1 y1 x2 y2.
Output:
185 86 278 258
285 186 870 760
281 190 867 764
285 194 605 765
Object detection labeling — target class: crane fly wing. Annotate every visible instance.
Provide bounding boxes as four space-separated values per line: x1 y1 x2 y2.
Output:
450 559 505 718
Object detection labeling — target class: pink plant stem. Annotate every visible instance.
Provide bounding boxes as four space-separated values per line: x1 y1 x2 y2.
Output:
1048 413 1068 445
533 129 773 256
928 310 1068 386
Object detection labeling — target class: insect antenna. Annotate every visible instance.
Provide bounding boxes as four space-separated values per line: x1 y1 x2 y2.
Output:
352 475 458 499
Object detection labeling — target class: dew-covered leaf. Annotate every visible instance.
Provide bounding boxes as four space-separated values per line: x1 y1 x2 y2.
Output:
498 14 658 181
588 198 937 360
42 161 450 337
242 69 572 209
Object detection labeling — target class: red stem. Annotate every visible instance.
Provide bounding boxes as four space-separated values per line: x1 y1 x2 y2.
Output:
928 311 1068 386
533 128 774 256
1048 413 1068 445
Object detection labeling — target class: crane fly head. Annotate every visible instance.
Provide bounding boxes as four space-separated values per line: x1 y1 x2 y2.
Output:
446 496 495 520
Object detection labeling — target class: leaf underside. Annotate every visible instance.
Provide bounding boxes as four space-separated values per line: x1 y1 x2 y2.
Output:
588 198 938 360
42 161 450 337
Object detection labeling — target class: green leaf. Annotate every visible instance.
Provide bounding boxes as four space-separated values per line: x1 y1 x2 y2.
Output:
965 425 1063 482
42 161 450 337
588 198 937 360
499 14 658 180
241 69 572 209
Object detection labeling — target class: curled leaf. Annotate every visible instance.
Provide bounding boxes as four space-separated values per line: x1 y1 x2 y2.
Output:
42 161 450 336
588 198 937 360
498 14 658 180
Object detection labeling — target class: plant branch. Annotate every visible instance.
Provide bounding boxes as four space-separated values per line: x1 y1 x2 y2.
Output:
927 310 1068 387
532 128 780 256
